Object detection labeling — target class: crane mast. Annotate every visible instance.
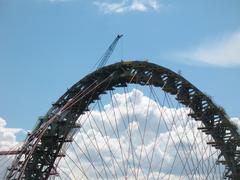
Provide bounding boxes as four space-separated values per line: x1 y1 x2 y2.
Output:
96 34 123 69
0 34 124 157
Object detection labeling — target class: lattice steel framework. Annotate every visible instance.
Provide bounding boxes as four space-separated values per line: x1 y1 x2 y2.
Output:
6 61 240 179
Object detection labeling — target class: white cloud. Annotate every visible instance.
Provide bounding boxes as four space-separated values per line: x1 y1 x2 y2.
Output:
0 117 24 150
94 0 161 14
48 0 72 2
0 89 237 179
175 30 240 67
56 88 226 179
230 117 240 133
0 117 25 179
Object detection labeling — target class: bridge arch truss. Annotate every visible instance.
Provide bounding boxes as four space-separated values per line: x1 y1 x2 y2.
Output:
6 61 240 179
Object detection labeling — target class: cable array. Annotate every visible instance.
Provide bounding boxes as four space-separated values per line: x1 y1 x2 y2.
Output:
5 61 240 179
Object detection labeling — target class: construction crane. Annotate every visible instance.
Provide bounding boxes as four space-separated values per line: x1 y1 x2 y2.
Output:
0 35 123 157
96 34 123 69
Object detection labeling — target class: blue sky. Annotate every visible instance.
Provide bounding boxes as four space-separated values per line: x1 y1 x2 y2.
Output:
0 0 240 134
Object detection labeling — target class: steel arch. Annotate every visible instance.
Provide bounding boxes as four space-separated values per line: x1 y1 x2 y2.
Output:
6 61 240 179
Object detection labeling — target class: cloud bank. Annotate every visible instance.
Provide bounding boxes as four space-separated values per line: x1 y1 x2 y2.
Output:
47 0 74 2
0 117 25 178
175 30 240 67
0 117 24 151
230 117 240 133
56 89 225 179
94 0 161 14
1 89 238 178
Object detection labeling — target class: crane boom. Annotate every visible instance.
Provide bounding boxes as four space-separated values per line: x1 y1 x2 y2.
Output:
97 34 123 69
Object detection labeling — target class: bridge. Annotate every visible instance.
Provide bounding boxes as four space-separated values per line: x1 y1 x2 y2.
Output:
0 61 239 179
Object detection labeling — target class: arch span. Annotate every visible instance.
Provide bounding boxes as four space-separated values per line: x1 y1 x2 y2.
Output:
7 61 240 179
